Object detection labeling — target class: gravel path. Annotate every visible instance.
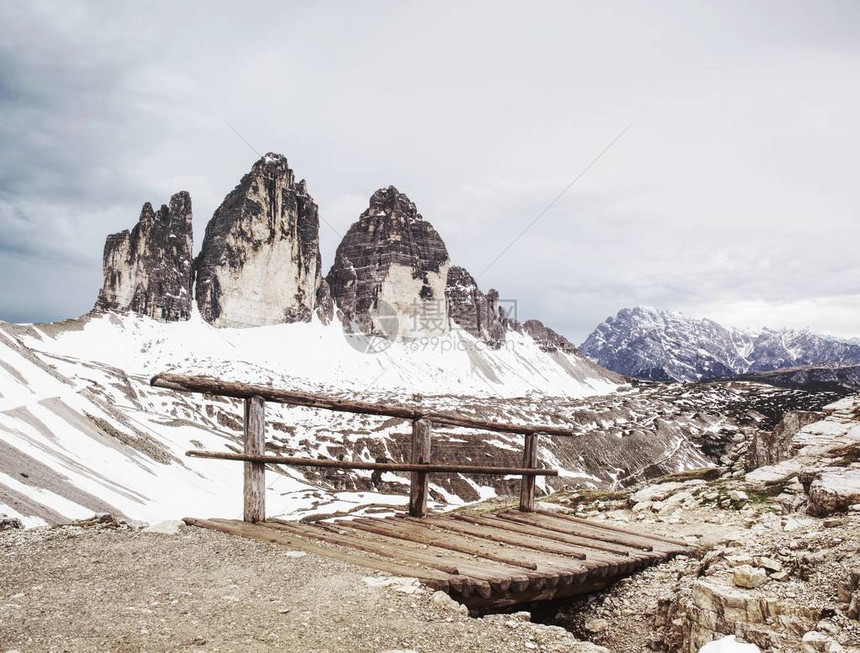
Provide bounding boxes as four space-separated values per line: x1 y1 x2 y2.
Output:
0 521 605 653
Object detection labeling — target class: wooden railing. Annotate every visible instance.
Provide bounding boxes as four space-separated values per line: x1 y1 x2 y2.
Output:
151 373 561 522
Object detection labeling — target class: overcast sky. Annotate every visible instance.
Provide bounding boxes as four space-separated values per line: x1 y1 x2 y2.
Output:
1 1 858 343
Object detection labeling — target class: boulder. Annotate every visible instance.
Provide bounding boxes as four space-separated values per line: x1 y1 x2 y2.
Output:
629 481 685 505
733 565 768 589
673 579 820 652
806 466 860 516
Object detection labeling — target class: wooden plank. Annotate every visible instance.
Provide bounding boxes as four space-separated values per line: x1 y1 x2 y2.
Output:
182 517 451 591
346 518 539 578
530 510 678 551
334 518 539 593
504 511 655 552
398 516 593 584
243 396 266 523
409 419 431 518
407 515 587 560
457 513 637 558
497 512 667 557
151 373 576 437
363 516 540 571
185 450 557 476
519 433 538 512
262 520 463 575
534 509 688 548
314 521 504 596
373 517 588 589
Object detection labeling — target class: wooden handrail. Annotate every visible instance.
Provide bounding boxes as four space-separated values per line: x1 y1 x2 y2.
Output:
153 373 558 520
186 450 558 476
150 373 574 437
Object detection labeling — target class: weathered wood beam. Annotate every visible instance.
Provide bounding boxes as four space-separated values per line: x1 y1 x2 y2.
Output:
263 520 461 575
533 509 688 548
496 512 660 554
519 432 539 512
459 513 634 557
151 373 575 437
348 516 539 570
336 519 532 593
502 510 654 552
405 515 587 561
243 396 265 523
409 419 432 518
185 450 558 476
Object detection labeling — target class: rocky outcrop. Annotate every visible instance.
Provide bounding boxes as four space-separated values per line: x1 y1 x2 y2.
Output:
523 319 579 354
95 191 193 321
326 186 450 339
748 411 824 468
315 279 334 324
445 266 508 347
195 153 323 327
804 467 860 516
661 578 821 652
740 364 860 394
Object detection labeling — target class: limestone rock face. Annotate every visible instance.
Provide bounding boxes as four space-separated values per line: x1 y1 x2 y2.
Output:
445 265 508 347
326 186 450 339
195 153 323 327
95 191 193 321
749 411 824 468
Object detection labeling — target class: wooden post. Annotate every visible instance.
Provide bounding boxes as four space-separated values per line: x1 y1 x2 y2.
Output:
243 395 266 523
409 418 432 518
519 432 538 512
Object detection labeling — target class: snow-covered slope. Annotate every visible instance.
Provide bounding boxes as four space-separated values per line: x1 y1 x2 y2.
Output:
0 310 623 526
24 310 621 398
2 309 840 529
581 306 860 382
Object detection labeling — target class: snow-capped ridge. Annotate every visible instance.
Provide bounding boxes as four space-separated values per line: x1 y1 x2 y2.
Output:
581 306 860 382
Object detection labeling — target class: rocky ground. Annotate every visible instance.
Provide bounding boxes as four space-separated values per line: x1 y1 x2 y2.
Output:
0 518 606 653
540 394 860 653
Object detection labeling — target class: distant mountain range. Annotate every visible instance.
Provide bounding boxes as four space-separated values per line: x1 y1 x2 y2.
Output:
580 306 860 383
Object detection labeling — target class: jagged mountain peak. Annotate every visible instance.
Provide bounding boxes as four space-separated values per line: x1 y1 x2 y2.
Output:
194 153 324 327
326 186 449 338
95 191 194 322
366 185 422 222
581 306 860 382
255 151 290 171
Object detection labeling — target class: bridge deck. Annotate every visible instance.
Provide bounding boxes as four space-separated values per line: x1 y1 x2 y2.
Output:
185 509 688 608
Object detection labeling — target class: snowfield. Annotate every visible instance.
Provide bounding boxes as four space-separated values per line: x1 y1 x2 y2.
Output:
0 310 621 527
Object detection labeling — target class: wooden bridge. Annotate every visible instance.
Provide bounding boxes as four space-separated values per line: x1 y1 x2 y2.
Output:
152 373 688 609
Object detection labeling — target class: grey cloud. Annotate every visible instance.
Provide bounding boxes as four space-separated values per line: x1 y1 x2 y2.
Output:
1 0 858 340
